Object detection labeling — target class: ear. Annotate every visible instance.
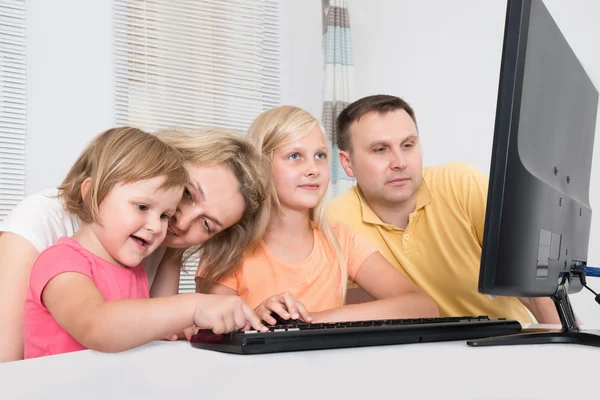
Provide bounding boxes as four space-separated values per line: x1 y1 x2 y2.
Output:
80 177 93 200
338 150 355 178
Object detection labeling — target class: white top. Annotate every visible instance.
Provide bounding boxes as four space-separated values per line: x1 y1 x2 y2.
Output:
0 332 596 399
0 189 164 286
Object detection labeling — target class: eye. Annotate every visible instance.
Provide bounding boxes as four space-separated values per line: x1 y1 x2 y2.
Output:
373 147 386 153
316 152 327 160
288 152 300 160
403 142 414 149
203 218 211 234
183 187 192 199
160 212 170 220
136 204 149 211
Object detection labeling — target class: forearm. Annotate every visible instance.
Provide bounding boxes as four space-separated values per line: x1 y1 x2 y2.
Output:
77 293 200 352
0 232 39 362
519 297 560 324
311 293 439 323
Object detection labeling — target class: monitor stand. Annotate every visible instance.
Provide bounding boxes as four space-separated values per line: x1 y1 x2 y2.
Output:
468 273 600 347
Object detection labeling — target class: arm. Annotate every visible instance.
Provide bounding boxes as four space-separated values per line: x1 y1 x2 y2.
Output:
43 273 267 353
149 248 185 298
518 297 560 324
461 165 560 324
312 252 439 323
0 233 39 362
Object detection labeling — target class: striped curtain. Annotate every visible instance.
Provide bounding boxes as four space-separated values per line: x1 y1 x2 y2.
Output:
322 0 355 198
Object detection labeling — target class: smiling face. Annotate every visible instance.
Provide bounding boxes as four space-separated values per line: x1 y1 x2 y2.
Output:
164 163 246 248
271 126 330 213
88 176 182 267
339 109 423 207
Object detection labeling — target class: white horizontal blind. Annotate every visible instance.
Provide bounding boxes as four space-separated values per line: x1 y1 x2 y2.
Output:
113 0 280 292
0 1 26 222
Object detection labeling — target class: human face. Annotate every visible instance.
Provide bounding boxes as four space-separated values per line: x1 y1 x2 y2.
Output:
91 176 182 267
165 164 246 248
271 126 330 213
340 109 423 206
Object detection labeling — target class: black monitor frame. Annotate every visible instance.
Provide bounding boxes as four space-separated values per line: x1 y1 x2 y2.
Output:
468 0 600 347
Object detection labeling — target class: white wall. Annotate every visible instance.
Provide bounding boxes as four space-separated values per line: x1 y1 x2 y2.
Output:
280 0 600 327
279 0 324 119
26 0 114 194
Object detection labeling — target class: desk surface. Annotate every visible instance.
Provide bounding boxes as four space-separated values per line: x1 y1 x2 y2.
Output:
1 330 598 400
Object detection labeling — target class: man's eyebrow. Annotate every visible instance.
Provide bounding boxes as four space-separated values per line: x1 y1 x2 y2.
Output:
194 180 224 229
401 135 419 143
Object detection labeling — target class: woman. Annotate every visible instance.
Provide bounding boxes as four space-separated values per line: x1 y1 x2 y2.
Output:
0 127 270 362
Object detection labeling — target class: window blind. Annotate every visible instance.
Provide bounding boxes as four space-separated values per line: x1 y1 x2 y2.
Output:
0 0 26 222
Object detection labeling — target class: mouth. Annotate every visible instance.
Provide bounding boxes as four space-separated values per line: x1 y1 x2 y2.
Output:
387 177 410 185
167 225 179 236
130 235 150 249
298 184 320 190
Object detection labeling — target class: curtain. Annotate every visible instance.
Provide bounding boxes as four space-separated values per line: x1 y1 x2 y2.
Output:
321 0 355 198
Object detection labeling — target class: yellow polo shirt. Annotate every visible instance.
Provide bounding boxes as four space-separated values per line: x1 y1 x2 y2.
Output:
326 162 532 324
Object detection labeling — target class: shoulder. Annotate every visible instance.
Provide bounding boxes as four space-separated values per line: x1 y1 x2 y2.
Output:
423 162 488 192
424 162 486 182
0 189 81 252
37 237 93 266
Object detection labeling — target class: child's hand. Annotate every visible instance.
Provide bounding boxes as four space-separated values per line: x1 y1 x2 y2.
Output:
162 326 198 341
193 294 268 334
255 291 312 325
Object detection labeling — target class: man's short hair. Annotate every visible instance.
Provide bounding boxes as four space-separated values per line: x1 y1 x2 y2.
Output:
336 94 417 152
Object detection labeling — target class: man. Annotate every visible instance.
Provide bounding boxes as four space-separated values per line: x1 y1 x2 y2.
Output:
326 94 559 324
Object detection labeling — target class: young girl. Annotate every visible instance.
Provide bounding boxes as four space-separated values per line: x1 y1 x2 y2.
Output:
23 127 266 359
203 106 439 324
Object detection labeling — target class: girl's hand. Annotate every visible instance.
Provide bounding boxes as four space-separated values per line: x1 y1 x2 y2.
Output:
162 326 198 341
193 294 268 334
255 291 312 325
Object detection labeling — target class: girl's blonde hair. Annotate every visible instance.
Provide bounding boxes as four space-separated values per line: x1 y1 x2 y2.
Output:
58 127 188 223
247 106 348 302
155 128 271 293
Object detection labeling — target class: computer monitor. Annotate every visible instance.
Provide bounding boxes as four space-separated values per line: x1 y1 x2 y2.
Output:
469 0 600 347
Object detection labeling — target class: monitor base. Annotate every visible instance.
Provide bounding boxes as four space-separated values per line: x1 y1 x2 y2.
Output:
468 271 600 347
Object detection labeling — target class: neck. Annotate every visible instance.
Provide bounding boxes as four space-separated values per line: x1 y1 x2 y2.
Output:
264 207 312 244
363 191 417 230
72 222 120 266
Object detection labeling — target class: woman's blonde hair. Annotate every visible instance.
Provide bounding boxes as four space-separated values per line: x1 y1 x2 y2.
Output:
156 128 271 293
58 127 188 223
247 106 348 302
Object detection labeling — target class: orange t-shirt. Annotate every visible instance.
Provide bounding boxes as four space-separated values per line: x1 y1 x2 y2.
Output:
218 223 377 312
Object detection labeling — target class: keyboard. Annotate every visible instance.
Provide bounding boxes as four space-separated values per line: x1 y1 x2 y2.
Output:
190 316 522 354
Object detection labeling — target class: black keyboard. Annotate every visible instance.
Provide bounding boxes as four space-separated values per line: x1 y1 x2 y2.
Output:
190 316 522 354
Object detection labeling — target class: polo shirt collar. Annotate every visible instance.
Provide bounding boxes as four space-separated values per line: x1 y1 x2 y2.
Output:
356 175 433 226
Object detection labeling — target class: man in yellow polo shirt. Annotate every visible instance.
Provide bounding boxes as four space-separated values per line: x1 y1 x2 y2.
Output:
326 94 559 324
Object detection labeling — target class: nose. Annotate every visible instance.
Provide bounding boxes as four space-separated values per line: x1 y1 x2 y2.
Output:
146 213 163 233
172 202 198 231
389 148 408 170
305 158 320 177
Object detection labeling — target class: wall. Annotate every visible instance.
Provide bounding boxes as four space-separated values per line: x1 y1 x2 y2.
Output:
280 0 600 327
25 0 113 194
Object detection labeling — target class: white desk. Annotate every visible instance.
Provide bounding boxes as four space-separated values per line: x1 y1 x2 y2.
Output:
1 331 598 400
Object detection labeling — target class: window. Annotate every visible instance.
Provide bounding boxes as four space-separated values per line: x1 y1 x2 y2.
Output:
113 0 280 292
0 0 26 222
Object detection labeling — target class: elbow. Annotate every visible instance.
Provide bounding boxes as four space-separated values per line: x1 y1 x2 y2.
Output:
422 296 440 318
408 291 439 318
76 326 127 354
